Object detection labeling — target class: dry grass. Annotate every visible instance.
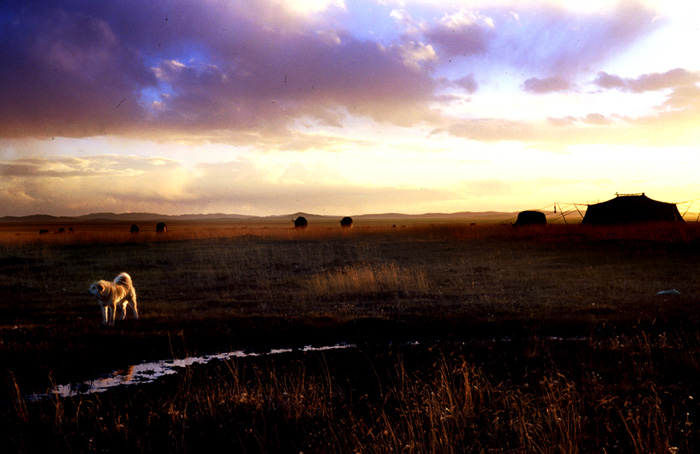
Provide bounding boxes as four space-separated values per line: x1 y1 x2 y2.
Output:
1 220 700 452
4 335 697 453
306 262 429 297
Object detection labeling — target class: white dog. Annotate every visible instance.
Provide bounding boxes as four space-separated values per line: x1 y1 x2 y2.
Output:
88 272 139 325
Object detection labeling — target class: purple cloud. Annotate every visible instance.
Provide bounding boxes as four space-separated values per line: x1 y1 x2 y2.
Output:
423 10 493 58
416 3 660 92
454 74 479 93
0 3 155 137
0 0 437 138
0 0 664 140
522 76 572 94
594 68 700 93
487 3 659 76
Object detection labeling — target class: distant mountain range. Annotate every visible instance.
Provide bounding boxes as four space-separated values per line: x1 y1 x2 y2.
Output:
0 211 517 224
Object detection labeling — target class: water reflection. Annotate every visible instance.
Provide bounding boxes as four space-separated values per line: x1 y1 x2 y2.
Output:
27 343 356 402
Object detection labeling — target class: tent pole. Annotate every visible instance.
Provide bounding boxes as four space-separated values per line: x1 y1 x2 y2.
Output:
557 203 568 225
682 201 693 219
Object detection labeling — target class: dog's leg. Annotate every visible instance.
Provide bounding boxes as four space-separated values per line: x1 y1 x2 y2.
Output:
131 292 138 320
120 301 128 320
102 305 109 325
110 303 117 325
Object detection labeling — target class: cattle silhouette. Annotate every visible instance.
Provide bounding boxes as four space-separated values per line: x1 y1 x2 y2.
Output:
340 216 353 228
293 217 308 230
514 211 546 227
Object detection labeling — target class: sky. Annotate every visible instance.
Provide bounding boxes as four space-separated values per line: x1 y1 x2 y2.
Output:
1 0 700 217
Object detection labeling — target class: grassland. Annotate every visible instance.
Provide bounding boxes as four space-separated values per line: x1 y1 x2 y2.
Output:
1 220 699 452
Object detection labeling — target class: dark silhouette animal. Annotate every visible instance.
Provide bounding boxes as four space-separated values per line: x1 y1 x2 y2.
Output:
156 222 167 233
39 229 49 235
340 216 353 228
130 224 140 234
293 217 308 230
514 210 547 227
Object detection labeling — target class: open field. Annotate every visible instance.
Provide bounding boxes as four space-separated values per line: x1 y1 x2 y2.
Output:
1 220 700 452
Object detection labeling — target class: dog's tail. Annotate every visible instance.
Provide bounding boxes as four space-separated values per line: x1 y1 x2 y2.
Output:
114 272 132 287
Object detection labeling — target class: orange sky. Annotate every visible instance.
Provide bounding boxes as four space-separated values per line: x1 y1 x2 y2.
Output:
1 1 699 217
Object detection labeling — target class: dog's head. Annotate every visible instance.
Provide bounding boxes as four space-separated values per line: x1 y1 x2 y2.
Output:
88 281 109 300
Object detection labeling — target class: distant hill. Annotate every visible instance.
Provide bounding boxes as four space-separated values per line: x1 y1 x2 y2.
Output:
0 212 255 223
0 211 517 224
75 212 253 222
0 214 77 223
354 211 512 220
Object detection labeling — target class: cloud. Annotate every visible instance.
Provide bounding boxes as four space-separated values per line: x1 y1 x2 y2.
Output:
453 74 478 94
582 114 611 126
183 160 462 215
522 76 572 93
594 68 700 93
0 151 465 216
0 0 438 140
662 85 700 110
505 3 659 76
0 154 188 215
0 155 178 178
0 0 661 141
443 100 700 146
0 5 153 137
423 9 494 58
423 2 656 83
412 2 660 87
0 157 95 178
441 118 535 142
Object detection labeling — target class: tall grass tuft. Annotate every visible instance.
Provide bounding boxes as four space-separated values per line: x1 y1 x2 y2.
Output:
306 263 429 297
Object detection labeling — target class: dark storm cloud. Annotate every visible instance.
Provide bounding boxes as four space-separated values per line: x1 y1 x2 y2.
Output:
0 1 665 141
0 1 155 137
0 0 436 139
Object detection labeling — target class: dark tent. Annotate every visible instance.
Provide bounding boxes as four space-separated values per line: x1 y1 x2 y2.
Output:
581 194 684 225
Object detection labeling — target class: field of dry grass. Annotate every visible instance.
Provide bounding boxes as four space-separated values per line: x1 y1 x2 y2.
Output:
1 220 699 452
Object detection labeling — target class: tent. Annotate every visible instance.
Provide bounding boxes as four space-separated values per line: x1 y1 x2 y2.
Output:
581 194 684 225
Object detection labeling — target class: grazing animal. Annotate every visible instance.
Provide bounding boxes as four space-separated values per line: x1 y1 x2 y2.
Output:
130 224 140 234
514 210 547 227
156 222 167 233
293 216 308 230
340 216 353 228
88 272 138 325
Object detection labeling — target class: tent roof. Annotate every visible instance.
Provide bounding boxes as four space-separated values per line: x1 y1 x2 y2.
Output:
581 194 684 225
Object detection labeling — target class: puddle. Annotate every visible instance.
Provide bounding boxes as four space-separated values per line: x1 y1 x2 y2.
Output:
26 343 356 402
23 335 591 402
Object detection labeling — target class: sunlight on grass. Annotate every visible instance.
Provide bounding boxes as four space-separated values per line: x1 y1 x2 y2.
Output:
306 263 429 296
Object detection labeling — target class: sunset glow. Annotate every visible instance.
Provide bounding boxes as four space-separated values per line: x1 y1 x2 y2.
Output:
1 0 699 217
